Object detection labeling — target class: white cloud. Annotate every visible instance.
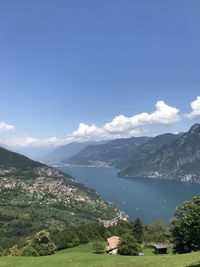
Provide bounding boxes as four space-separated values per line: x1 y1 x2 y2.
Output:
185 96 200 119
67 100 181 142
0 100 182 146
67 122 141 142
104 101 180 133
0 122 15 133
5 136 60 147
69 123 104 139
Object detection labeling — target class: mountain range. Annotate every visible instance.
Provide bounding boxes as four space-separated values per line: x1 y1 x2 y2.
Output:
120 124 200 183
64 134 178 170
46 123 200 184
64 136 151 169
39 141 100 164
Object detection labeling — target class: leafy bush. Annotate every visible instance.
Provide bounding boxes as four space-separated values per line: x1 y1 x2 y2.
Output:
32 230 56 256
118 234 141 256
21 245 39 256
8 244 21 256
54 223 106 250
20 230 56 257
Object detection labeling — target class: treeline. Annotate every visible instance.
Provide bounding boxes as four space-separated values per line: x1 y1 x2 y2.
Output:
0 219 169 256
1 195 200 256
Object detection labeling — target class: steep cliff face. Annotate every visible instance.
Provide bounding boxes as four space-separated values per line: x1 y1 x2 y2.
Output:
120 124 200 183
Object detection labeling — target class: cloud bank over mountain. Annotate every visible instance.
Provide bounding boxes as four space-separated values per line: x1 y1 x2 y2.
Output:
67 100 180 142
1 97 200 147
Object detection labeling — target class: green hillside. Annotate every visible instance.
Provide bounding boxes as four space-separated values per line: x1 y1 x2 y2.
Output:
0 147 125 249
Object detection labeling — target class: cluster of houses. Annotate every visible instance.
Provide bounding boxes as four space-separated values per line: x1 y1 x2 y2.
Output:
0 175 91 205
106 235 169 255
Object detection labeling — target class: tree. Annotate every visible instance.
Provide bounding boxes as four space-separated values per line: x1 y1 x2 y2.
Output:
55 229 80 250
133 217 143 243
118 234 141 256
144 221 169 244
28 230 56 256
170 196 200 254
92 241 105 254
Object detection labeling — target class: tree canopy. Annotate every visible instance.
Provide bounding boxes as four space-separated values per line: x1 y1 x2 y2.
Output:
170 196 200 253
118 234 141 256
133 217 143 243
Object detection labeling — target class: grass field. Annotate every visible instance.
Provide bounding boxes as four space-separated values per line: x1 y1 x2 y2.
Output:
1 243 200 267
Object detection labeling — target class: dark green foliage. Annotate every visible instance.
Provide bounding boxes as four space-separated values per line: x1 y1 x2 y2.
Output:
143 221 169 243
118 234 141 256
170 196 200 254
30 230 56 256
133 217 143 243
54 221 134 252
0 236 25 253
54 223 107 250
0 147 43 171
21 245 39 256
92 241 105 254
107 220 133 237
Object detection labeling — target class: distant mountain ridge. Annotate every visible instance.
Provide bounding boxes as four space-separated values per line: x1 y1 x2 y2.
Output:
39 141 101 164
64 136 152 169
119 124 200 183
64 133 179 169
124 133 178 166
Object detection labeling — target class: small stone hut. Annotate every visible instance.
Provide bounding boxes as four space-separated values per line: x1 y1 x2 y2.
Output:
106 236 120 255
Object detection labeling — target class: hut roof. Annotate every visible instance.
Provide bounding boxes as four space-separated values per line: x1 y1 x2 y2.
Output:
107 236 120 251
153 244 169 249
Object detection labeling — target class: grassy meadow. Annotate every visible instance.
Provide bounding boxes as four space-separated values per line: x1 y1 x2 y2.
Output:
1 243 200 267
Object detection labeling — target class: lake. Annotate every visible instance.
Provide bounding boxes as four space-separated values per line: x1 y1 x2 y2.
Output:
58 166 200 224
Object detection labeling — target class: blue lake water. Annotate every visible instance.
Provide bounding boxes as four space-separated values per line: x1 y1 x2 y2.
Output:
58 166 200 224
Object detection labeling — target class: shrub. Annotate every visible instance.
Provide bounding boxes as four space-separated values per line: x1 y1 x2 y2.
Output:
32 230 56 256
118 234 141 256
20 230 56 257
21 245 39 256
8 244 21 256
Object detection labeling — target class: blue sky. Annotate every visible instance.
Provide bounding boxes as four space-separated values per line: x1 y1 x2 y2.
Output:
0 0 200 146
